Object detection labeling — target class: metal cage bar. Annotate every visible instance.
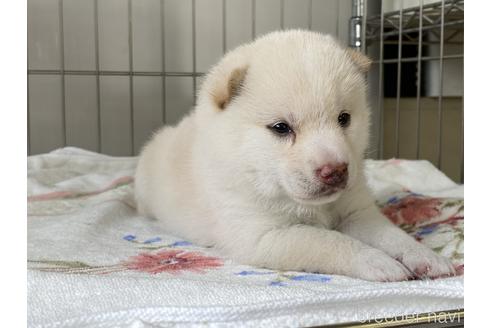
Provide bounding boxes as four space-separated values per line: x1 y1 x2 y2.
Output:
222 0 227 53
437 0 445 169
58 0 67 147
350 0 364 50
252 0 256 38
373 53 462 64
128 0 135 155
28 70 206 77
94 0 102 153
192 0 197 106
361 0 367 52
27 69 30 155
280 0 285 30
160 0 167 125
363 0 463 182
308 0 313 31
416 0 423 159
377 0 385 159
395 0 403 158
460 96 464 182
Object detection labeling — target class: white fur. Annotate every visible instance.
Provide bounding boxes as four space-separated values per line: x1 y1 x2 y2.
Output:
135 30 455 281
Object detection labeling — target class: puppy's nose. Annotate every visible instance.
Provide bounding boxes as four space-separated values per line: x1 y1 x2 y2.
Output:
315 163 348 187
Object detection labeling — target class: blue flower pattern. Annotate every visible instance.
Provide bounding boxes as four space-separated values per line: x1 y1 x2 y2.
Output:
143 237 162 244
123 234 193 249
170 241 193 247
123 234 136 241
123 235 332 286
236 270 331 286
415 225 437 237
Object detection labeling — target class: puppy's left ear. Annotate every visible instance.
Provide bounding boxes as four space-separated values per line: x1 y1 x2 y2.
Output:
346 48 372 73
215 66 248 110
200 44 251 111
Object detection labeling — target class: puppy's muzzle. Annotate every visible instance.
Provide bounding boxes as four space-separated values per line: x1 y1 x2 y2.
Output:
315 163 348 189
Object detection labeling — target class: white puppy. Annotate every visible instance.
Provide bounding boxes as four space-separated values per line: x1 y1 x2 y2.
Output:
135 30 455 281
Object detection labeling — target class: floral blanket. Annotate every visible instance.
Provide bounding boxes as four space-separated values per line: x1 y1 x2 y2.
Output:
27 148 464 328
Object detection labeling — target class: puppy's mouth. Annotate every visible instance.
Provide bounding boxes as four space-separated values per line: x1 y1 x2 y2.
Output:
283 169 349 205
292 185 346 205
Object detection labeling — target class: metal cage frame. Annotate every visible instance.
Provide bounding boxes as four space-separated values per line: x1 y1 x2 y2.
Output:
350 0 464 182
27 0 352 157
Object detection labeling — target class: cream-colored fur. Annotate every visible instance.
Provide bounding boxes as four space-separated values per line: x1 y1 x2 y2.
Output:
135 30 455 281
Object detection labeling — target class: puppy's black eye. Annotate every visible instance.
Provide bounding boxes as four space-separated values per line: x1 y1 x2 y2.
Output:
269 122 292 135
338 112 351 128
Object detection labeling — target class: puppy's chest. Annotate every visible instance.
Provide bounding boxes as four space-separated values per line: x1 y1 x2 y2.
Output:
293 206 340 230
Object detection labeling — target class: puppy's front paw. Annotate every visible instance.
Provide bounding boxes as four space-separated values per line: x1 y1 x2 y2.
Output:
398 246 456 279
350 248 412 282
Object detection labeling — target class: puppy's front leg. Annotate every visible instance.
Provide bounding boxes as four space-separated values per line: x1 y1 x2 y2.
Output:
337 204 455 279
227 224 411 281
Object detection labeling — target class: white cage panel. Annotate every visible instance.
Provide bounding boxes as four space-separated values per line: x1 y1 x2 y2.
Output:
65 75 99 151
28 0 62 70
99 76 133 156
225 0 254 51
27 0 354 156
165 77 195 125
164 0 194 72
98 0 131 71
133 76 164 152
132 0 164 72
63 0 98 71
195 0 223 73
28 75 65 153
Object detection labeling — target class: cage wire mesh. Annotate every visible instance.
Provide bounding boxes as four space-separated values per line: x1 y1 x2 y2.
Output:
27 0 463 182
361 0 463 182
28 0 353 157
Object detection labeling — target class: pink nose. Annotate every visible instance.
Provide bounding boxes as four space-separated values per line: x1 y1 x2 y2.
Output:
316 163 348 187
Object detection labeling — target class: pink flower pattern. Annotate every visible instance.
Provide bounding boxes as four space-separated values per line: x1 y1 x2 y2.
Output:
123 250 223 274
378 193 464 275
382 195 442 225
28 191 464 278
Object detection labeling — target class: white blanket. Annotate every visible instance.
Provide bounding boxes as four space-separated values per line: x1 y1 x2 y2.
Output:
27 148 464 328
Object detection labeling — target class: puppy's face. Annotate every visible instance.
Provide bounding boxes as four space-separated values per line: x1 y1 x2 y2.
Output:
201 31 370 205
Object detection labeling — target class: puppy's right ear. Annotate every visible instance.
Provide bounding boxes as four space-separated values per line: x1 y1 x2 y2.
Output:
209 65 248 110
346 48 372 73
201 44 251 111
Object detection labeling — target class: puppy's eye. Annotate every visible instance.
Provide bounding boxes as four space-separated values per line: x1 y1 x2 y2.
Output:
338 112 351 128
268 122 293 135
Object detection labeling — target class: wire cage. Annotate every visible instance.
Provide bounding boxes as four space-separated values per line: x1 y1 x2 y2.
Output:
26 3 465 326
359 0 464 182
27 0 353 157
27 0 464 182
